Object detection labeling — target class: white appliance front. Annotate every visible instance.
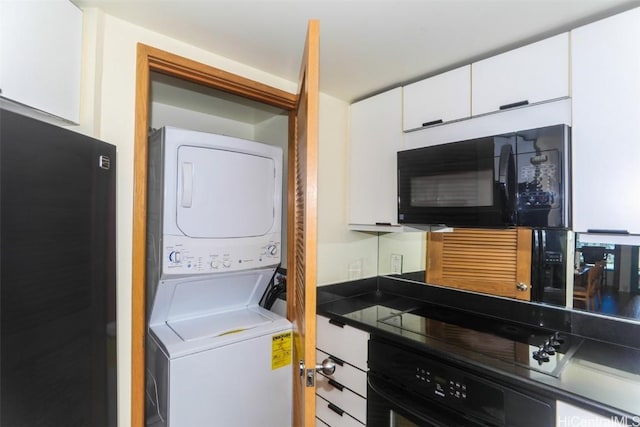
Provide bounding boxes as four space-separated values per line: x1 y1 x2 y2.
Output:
145 127 291 427
147 303 292 427
146 271 293 427
147 127 283 279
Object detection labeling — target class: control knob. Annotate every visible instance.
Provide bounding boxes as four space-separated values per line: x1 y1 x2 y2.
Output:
168 251 182 264
210 260 219 269
266 245 278 256
223 259 232 268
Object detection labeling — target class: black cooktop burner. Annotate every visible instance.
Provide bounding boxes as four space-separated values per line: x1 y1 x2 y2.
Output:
350 304 581 377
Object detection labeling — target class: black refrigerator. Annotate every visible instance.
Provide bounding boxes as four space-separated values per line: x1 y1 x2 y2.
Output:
0 108 117 426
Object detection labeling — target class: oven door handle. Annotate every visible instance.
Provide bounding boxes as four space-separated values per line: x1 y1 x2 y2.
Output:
368 376 458 427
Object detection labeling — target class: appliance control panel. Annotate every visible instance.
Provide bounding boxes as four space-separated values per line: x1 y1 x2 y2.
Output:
370 336 555 426
161 234 281 276
414 367 468 400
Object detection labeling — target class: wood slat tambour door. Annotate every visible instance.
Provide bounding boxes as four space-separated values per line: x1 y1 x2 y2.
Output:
426 228 532 300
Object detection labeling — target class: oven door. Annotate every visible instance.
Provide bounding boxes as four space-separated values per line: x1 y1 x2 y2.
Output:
397 135 516 227
367 374 487 427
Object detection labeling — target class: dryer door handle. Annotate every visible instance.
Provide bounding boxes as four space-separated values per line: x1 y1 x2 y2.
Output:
181 162 193 208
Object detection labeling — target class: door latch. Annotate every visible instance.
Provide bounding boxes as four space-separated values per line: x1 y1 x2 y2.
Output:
300 358 336 387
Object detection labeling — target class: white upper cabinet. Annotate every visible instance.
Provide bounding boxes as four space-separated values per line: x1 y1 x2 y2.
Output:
471 33 569 116
0 0 82 123
571 7 640 235
402 65 471 131
349 88 403 228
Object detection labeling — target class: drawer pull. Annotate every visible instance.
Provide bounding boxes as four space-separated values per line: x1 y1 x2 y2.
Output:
328 318 345 328
328 355 344 366
421 119 443 127
328 403 344 416
586 229 629 235
499 100 529 110
328 378 344 391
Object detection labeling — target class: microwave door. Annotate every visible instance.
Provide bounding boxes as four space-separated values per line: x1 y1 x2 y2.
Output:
397 136 516 227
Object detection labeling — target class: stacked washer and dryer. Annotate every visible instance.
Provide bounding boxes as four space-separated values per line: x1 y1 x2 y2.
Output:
145 127 292 426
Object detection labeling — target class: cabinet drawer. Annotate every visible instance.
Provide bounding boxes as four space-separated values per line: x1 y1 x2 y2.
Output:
316 394 364 427
316 372 366 424
317 315 369 370
317 349 367 397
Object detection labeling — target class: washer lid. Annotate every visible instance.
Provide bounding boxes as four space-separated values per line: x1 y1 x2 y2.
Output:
149 267 276 327
168 306 273 342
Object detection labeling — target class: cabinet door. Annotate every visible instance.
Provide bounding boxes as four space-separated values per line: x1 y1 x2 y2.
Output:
426 228 532 300
472 33 569 116
403 65 471 131
0 0 82 123
349 88 403 227
571 8 640 235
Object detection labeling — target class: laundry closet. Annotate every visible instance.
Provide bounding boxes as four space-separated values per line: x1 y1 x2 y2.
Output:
144 72 292 426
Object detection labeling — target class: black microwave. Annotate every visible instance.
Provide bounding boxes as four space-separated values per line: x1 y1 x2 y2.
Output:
397 124 571 228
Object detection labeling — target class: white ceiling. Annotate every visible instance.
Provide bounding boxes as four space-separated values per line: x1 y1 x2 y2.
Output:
74 0 640 103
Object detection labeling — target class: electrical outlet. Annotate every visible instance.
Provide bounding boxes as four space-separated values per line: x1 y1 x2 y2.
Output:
348 259 363 280
391 254 403 274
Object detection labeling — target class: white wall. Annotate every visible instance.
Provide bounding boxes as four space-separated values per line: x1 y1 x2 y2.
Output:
150 102 256 138
78 8 375 424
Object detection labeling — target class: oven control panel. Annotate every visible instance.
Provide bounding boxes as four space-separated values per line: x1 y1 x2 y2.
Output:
414 367 468 400
369 337 555 426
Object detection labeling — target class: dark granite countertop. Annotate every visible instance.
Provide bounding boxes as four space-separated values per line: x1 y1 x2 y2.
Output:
317 276 640 419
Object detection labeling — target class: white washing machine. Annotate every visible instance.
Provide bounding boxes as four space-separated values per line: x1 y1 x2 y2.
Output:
146 268 292 427
145 127 291 426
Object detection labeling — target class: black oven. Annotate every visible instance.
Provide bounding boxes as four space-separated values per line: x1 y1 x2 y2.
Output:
397 124 570 228
367 337 556 427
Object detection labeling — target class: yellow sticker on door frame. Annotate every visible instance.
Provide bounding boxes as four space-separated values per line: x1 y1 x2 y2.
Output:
271 331 292 370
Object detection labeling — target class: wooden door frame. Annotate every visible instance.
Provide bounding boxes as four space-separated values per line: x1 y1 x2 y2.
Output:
131 43 297 427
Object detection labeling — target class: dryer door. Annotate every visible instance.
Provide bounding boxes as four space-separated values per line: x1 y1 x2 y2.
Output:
175 145 277 238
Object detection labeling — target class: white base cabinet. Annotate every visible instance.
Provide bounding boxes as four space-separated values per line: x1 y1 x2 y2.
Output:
349 87 403 229
571 7 640 236
0 0 82 123
315 315 369 427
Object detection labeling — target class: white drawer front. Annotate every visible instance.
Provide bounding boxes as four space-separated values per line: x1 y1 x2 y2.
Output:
317 315 369 370
316 417 330 426
316 375 366 424
316 395 364 427
316 349 367 397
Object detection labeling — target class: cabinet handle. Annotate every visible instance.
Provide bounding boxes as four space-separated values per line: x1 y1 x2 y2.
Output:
421 119 443 127
499 100 529 110
328 403 344 416
375 222 392 226
586 229 630 235
328 378 344 391
328 355 344 366
328 318 345 328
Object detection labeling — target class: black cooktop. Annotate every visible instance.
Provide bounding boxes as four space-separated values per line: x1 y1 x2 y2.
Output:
343 303 582 378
